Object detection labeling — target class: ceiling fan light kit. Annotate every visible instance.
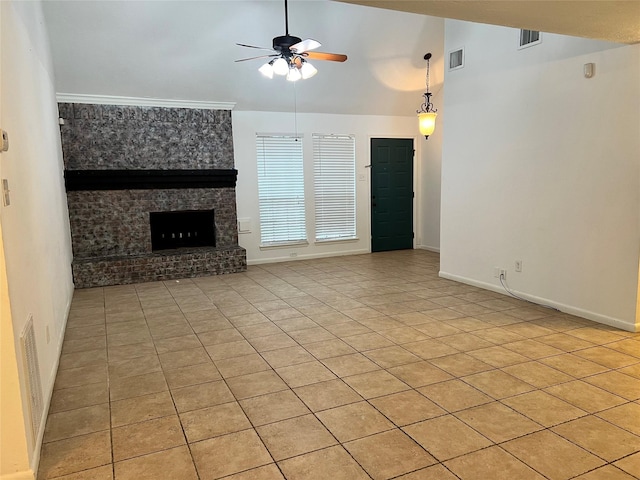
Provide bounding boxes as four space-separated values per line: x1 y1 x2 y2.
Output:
417 53 438 139
259 56 317 82
236 0 347 81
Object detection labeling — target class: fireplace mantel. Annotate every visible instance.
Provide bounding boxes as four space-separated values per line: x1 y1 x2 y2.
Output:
64 169 238 191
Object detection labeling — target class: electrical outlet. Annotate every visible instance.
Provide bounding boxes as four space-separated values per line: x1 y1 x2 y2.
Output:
500 269 507 279
515 260 522 272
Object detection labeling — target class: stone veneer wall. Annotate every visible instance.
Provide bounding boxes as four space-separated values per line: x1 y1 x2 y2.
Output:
58 103 234 170
72 248 246 288
60 103 246 288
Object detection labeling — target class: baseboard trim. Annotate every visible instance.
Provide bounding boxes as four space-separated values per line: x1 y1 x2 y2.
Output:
439 271 638 333
416 245 440 253
0 470 35 480
247 249 371 265
30 295 72 476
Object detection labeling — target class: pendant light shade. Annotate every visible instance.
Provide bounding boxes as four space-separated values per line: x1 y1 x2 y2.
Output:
259 61 274 79
273 57 289 76
286 66 302 82
300 61 317 79
418 112 437 138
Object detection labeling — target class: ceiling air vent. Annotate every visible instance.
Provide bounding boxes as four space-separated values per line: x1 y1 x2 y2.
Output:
449 48 464 71
519 29 541 48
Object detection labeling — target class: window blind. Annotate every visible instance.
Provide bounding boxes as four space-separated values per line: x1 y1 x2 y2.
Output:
313 134 356 241
256 135 307 246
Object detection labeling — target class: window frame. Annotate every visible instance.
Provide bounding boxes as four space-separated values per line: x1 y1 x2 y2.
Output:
255 133 307 248
312 133 357 243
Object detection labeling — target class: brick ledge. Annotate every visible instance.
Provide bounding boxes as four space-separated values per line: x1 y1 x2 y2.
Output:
72 246 246 288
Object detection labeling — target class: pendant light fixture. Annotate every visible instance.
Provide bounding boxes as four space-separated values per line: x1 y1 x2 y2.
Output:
417 53 437 139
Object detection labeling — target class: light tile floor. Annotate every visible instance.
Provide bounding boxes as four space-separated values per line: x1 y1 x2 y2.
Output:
38 250 640 479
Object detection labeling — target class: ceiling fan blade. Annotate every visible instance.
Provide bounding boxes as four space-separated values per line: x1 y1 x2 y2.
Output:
291 38 321 53
236 43 274 51
235 54 278 63
304 51 348 62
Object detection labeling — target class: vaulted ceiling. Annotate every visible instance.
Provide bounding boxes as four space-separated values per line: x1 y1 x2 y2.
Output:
41 0 632 116
42 0 444 115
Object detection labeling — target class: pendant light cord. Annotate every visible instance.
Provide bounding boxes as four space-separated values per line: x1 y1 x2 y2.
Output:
425 55 431 96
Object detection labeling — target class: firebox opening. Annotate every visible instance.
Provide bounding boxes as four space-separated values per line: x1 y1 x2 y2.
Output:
150 210 215 251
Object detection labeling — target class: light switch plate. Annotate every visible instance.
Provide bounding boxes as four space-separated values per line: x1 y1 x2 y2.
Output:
2 179 10 206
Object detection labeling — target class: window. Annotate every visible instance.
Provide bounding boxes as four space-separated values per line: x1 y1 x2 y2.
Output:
519 29 541 48
313 134 356 241
256 134 306 246
449 48 464 70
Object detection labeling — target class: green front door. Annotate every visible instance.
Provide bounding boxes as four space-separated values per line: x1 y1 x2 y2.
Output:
371 138 414 252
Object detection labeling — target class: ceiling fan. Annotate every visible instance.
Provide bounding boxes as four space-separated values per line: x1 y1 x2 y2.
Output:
235 0 347 81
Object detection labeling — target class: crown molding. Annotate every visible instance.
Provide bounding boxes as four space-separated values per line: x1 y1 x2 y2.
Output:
55 93 235 110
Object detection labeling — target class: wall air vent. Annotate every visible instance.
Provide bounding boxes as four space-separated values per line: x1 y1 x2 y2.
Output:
449 48 464 71
519 29 541 48
21 315 44 445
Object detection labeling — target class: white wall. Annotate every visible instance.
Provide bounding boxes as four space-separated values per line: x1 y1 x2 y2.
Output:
0 230 32 480
417 86 443 252
440 20 640 331
233 110 434 263
0 1 74 477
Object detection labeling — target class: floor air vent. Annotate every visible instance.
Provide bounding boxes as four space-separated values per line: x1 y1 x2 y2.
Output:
21 316 44 443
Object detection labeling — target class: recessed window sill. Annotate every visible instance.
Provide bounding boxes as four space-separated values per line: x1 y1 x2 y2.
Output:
314 237 359 245
259 241 309 250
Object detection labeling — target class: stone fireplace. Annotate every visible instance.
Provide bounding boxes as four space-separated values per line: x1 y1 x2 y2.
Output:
59 102 246 288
